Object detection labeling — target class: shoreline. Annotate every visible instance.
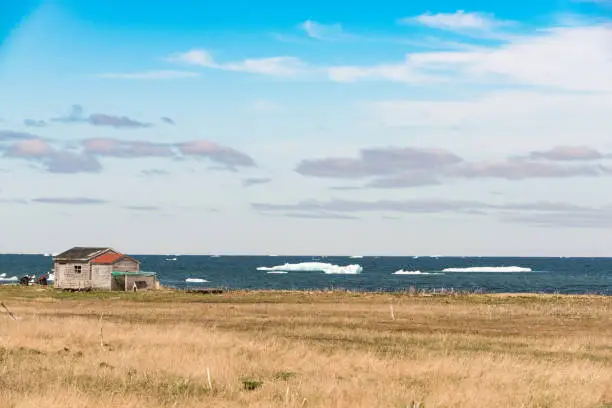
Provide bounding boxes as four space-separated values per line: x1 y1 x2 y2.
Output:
1 279 610 298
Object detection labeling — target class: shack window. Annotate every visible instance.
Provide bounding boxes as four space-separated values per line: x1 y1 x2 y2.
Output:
74 265 82 274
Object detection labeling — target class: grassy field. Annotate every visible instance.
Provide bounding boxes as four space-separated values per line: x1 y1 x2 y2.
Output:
0 286 611 408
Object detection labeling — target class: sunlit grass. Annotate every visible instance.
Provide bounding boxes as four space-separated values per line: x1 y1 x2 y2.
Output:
0 286 610 407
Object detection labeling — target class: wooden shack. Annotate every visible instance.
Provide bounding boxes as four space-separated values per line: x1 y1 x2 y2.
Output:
53 247 158 291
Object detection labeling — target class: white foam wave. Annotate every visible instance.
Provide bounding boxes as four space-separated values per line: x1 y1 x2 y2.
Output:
266 271 288 274
257 262 363 275
0 273 5 278
185 278 209 283
0 276 18 282
349 255 363 259
442 266 532 273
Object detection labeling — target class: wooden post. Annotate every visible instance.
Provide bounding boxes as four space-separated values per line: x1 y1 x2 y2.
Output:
99 313 105 348
1 302 17 321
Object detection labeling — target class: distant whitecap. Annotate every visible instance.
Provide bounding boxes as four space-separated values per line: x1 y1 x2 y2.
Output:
393 270 440 275
443 266 531 273
257 262 363 275
185 278 209 283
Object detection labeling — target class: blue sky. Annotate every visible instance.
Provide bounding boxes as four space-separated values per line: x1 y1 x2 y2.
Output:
1 0 612 256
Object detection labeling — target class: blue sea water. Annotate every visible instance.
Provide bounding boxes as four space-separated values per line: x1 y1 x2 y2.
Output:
0 255 611 295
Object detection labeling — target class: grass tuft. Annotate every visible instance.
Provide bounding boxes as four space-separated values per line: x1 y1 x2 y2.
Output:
241 377 264 391
273 371 297 381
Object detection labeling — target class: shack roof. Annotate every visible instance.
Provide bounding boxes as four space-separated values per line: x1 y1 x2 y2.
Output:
53 247 112 262
92 253 140 265
92 253 127 264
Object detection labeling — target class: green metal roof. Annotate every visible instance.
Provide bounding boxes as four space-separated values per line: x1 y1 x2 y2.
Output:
111 271 156 276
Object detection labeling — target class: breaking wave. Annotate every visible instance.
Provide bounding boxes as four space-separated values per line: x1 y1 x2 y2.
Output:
185 278 209 283
393 270 441 275
266 271 288 274
442 266 532 273
257 262 363 275
0 274 18 282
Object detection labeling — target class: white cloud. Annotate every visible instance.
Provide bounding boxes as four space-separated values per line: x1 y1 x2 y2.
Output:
401 9 516 40
224 56 303 76
459 25 612 91
167 49 304 77
298 20 346 40
328 22 612 91
98 70 200 79
168 49 216 67
327 64 441 84
403 10 505 31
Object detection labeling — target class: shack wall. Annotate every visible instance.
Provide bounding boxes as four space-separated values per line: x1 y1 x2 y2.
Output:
91 264 112 290
124 275 156 291
113 258 139 273
54 261 92 289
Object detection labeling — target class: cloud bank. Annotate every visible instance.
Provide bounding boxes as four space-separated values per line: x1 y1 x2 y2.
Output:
1 136 256 173
295 145 612 188
252 198 612 228
51 105 152 128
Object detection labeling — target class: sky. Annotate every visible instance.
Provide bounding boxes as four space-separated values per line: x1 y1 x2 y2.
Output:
1 0 612 256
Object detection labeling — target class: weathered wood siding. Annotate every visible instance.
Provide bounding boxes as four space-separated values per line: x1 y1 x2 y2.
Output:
91 264 112 289
124 275 156 291
113 258 139 273
54 261 92 289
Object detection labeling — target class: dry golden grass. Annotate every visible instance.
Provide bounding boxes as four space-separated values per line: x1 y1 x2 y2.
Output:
1 287 611 407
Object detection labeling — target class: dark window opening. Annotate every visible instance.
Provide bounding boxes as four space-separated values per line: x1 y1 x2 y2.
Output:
74 265 82 274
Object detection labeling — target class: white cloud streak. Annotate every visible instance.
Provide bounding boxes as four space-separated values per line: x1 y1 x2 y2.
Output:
402 10 508 31
167 49 305 77
298 20 347 40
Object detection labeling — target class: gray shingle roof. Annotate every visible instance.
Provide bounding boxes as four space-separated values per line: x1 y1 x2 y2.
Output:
53 247 112 261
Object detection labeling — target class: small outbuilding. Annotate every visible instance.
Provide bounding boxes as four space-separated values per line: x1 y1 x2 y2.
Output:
53 247 158 291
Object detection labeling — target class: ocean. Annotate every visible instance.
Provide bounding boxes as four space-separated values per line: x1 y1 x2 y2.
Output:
1 254 611 294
